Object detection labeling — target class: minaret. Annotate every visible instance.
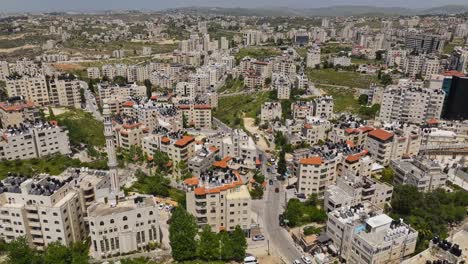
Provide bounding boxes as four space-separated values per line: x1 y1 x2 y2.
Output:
103 102 120 204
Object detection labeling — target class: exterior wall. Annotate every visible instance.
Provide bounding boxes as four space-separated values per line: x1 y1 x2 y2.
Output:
6 76 50 106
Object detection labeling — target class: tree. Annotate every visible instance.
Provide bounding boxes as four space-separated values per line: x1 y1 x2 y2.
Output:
380 167 395 184
169 207 198 261
197 226 219 261
253 170 265 184
113 76 127 86
380 74 392 86
218 231 234 260
79 88 86 104
144 79 152 98
7 237 42 264
250 184 264 199
230 226 247 261
277 150 287 176
44 242 71 264
358 94 368 105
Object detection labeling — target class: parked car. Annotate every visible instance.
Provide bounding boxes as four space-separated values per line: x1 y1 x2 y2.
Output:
158 204 164 210
293 260 301 264
301 255 312 264
275 187 279 193
252 235 265 241
269 179 273 185
296 193 306 199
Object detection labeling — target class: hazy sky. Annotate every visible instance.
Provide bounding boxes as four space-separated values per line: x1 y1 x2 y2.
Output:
1 0 467 12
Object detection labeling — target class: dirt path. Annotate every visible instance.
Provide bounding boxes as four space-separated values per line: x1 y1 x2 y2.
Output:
243 117 270 151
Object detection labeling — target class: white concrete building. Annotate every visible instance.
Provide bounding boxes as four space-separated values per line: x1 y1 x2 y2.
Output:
6 75 50 106
274 75 291 100
306 47 321 68
379 87 445 125
313 96 334 118
261 102 282 124
391 157 447 192
326 203 418 264
0 120 71 160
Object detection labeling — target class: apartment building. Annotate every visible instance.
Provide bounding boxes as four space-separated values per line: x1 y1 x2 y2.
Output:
178 103 212 129
403 54 425 78
113 120 149 151
184 169 251 232
6 75 50 106
296 155 338 198
421 57 441 80
273 56 296 78
0 61 9 80
295 73 309 90
87 67 101 79
365 127 421 166
391 157 447 192
48 77 82 108
405 33 444 54
313 96 334 118
142 131 195 165
324 174 393 213
329 125 374 147
379 87 445 125
243 30 261 46
386 49 407 67
274 75 291 100
326 203 418 264
0 174 87 249
97 82 147 104
206 130 259 167
0 97 40 128
260 102 282 125
244 69 265 89
306 47 321 68
291 101 314 120
175 82 196 99
301 118 330 145
189 72 210 94
0 120 71 161
328 56 351 67
188 145 220 176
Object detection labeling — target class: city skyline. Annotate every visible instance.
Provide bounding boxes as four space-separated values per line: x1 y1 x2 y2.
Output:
1 0 468 12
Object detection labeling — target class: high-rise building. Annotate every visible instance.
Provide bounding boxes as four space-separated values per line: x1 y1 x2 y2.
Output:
405 33 444 54
443 76 468 120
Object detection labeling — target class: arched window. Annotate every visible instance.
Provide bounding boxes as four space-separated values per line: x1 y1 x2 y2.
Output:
137 213 141 218
124 225 128 230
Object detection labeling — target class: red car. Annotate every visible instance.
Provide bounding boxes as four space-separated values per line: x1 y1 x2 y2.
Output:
275 187 279 193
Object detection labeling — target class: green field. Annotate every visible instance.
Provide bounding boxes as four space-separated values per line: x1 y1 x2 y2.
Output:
317 84 360 113
0 154 108 179
235 47 281 63
217 78 245 93
307 68 378 88
213 91 274 128
54 108 105 147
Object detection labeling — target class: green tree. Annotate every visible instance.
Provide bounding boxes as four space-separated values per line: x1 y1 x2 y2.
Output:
218 231 234 260
250 184 264 199
230 226 247 261
380 74 393 86
380 167 395 184
277 150 287 176
7 237 42 264
44 242 71 264
113 76 127 86
197 226 219 261
169 207 198 261
358 94 368 105
144 79 153 98
79 88 86 104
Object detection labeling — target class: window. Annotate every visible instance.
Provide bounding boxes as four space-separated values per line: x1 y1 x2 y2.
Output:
110 219 114 224
124 225 128 230
123 216 128 221
100 221 104 226
137 213 141 218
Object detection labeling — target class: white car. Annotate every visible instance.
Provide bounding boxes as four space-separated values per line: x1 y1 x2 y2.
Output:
158 204 164 210
301 256 312 264
293 260 301 264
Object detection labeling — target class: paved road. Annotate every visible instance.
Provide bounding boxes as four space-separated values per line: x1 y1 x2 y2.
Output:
251 151 303 263
80 81 103 121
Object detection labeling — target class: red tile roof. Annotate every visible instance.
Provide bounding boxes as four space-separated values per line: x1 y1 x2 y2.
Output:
0 100 35 112
183 177 199 186
368 129 393 141
174 135 195 147
443 70 465 77
213 156 232 169
300 156 323 166
122 101 134 107
345 150 369 163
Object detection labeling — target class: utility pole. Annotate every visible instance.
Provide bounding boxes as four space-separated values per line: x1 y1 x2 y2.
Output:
267 239 270 255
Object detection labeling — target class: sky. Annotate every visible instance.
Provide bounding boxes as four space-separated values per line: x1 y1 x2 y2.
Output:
1 0 467 12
